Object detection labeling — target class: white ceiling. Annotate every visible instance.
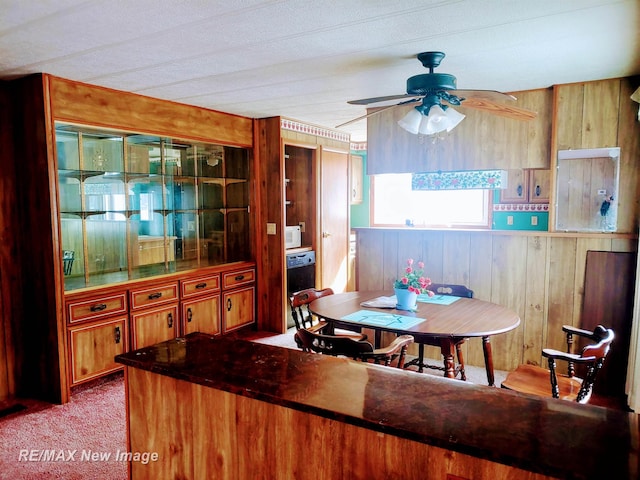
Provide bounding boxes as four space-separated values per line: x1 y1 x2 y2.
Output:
1 0 639 142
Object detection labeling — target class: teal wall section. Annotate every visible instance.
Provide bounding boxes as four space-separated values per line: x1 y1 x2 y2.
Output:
492 211 549 231
350 152 371 228
491 191 549 231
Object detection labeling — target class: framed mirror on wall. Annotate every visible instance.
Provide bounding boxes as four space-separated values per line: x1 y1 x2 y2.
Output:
555 147 620 232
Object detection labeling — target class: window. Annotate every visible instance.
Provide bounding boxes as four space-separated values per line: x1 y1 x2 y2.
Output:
372 173 491 228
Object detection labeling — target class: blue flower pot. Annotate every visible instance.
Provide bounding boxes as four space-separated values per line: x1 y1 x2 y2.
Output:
394 287 418 311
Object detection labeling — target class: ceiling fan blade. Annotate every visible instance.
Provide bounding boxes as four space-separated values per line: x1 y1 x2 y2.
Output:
455 97 537 121
347 94 421 105
452 89 517 102
336 98 421 128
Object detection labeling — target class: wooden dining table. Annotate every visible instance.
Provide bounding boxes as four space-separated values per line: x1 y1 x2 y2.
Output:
309 290 521 386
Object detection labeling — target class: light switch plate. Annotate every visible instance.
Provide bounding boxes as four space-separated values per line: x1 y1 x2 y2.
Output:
267 223 276 235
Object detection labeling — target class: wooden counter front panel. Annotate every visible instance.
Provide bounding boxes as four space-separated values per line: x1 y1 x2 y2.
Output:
126 367 553 480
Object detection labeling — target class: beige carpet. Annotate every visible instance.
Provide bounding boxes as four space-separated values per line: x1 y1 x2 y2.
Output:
250 327 509 387
0 373 127 480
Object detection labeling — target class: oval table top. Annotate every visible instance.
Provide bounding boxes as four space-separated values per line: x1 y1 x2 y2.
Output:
309 290 521 339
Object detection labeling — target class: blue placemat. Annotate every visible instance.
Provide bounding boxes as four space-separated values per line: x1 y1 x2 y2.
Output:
417 294 461 305
340 310 425 329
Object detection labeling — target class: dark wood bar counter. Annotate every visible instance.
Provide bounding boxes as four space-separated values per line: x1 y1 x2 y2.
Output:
116 333 638 480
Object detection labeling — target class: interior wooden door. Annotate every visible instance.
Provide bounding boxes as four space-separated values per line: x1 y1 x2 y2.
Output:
581 250 637 398
319 149 349 293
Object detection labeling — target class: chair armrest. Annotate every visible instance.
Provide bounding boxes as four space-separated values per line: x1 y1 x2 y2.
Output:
542 348 596 363
371 335 414 355
562 325 597 339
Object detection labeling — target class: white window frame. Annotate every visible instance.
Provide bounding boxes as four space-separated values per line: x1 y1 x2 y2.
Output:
371 173 492 229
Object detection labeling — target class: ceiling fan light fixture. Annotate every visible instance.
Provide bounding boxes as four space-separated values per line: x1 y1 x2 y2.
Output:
398 102 465 136
397 107 424 134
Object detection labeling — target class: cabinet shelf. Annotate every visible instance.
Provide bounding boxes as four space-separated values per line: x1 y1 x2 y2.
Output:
57 124 252 291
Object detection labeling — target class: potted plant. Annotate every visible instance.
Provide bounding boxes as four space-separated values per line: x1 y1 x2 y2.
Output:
393 258 433 310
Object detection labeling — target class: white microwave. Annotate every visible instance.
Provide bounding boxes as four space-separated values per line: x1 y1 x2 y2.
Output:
285 225 301 249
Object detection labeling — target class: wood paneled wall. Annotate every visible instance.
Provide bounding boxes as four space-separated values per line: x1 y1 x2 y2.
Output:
367 88 553 174
0 82 18 402
552 77 640 233
355 228 636 372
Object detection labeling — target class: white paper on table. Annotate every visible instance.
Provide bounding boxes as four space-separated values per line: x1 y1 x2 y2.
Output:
359 295 397 309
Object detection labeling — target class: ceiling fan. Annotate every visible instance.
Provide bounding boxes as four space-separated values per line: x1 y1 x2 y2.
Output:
337 51 537 134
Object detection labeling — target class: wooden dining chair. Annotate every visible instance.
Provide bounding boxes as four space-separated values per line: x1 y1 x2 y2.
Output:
289 288 366 340
501 325 614 404
404 283 472 380
294 327 414 368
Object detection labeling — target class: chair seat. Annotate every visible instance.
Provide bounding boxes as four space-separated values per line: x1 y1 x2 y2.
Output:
502 364 584 401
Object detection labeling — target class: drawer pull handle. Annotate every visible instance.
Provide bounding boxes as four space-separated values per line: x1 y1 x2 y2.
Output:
234 275 245 281
227 298 232 312
516 184 523 197
114 326 121 344
90 303 107 312
195 283 207 289
167 312 173 328
535 185 541 196
148 292 163 300
187 308 193 322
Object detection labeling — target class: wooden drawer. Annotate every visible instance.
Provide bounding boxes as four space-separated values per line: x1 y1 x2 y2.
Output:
222 268 255 290
181 274 220 299
67 293 128 324
130 282 179 311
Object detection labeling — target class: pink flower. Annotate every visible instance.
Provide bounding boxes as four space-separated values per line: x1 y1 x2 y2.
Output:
417 261 424 269
401 277 409 285
405 266 413 274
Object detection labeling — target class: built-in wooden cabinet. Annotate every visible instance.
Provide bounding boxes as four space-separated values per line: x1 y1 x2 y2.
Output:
65 262 254 387
528 169 551 204
66 289 130 385
56 124 252 291
181 273 221 336
129 281 180 350
222 268 256 333
3 73 256 403
68 316 128 385
500 169 550 204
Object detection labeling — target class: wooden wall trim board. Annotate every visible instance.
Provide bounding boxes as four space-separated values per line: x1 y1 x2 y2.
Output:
7 74 69 403
47 75 253 148
355 228 637 376
255 117 287 333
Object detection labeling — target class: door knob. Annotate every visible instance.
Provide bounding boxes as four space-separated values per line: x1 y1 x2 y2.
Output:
322 232 331 238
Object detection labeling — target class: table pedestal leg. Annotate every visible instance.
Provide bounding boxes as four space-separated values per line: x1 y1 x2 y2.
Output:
482 336 495 386
440 340 456 379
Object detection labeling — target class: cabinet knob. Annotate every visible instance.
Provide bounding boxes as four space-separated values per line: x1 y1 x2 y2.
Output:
148 292 162 300
535 185 541 197
516 184 523 197
167 312 173 328
227 298 232 312
195 282 207 289
187 308 193 322
114 326 121 344
322 231 331 238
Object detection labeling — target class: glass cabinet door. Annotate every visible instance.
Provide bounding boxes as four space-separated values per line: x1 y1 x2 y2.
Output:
55 124 252 290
